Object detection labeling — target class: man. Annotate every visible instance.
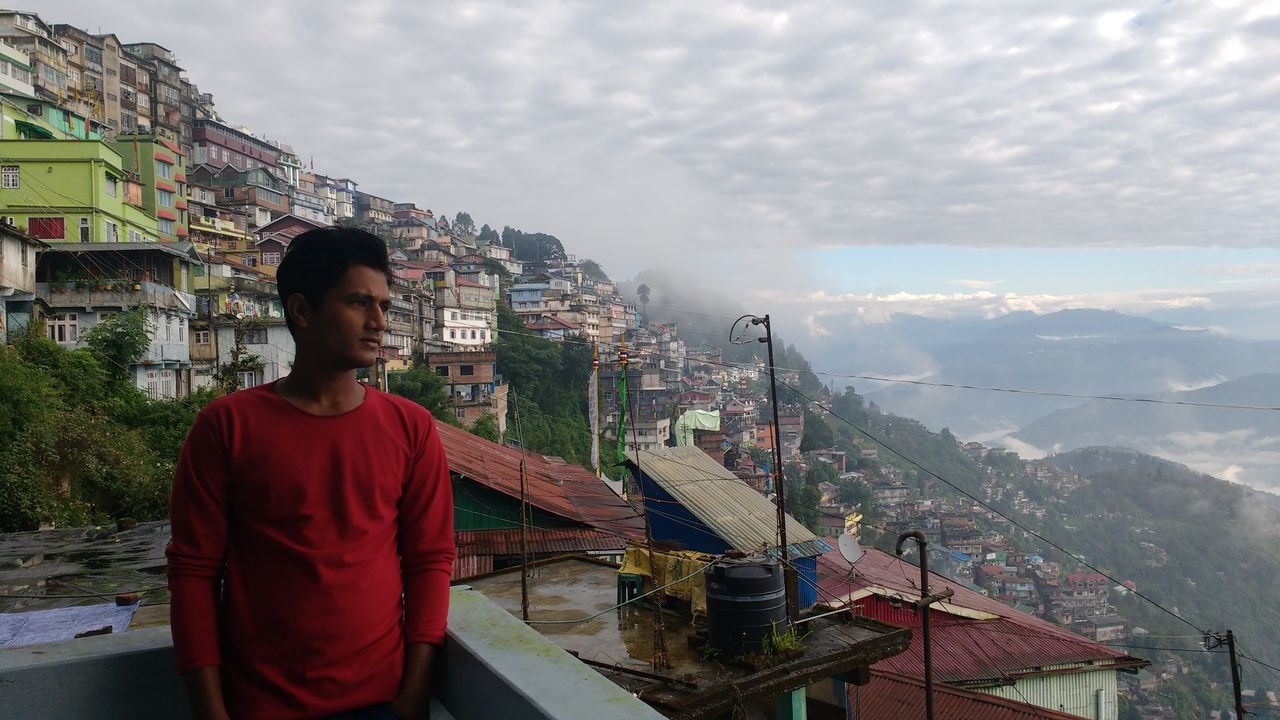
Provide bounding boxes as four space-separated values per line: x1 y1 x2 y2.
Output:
167 227 455 719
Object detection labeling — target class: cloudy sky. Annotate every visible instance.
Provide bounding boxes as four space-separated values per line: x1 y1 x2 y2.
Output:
43 0 1280 334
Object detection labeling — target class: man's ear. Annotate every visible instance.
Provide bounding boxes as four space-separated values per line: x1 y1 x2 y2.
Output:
286 292 312 331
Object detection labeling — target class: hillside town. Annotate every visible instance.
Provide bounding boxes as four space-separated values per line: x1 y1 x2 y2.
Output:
0 9 1264 720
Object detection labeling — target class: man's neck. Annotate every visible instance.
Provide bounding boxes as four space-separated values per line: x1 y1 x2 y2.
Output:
276 357 365 416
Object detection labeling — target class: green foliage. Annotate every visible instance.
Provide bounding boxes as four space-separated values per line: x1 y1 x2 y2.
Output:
0 337 215 531
500 226 566 265
388 361 456 423
759 621 805 656
799 409 836 452
469 412 501 443
495 299 594 466
745 444 772 470
83 307 150 391
783 462 822 531
478 224 500 244
454 211 476 235
580 258 609 282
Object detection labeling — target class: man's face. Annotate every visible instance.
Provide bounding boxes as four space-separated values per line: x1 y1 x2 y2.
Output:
298 265 391 370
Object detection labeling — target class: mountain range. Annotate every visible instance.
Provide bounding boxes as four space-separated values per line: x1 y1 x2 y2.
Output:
801 309 1280 492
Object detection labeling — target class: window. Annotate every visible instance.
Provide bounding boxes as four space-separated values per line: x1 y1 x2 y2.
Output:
450 311 458 321
107 221 119 242
128 229 142 243
27 217 64 239
262 251 281 266
194 329 210 345
105 175 117 197
243 256 256 267
455 409 467 420
165 316 173 342
240 327 267 344
469 330 477 339
237 370 259 389
459 365 475 376
158 190 174 207
79 217 90 242
436 366 449 376
156 162 172 179
2 165 18 189
224 187 235 198
449 329 456 339
158 219 174 235
47 313 78 344
146 370 160 399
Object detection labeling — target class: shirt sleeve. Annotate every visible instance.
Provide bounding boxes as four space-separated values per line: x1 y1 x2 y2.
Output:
165 407 231 673
400 413 457 646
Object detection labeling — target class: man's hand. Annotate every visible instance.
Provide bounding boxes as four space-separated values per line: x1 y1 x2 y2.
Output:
182 666 230 720
390 643 437 719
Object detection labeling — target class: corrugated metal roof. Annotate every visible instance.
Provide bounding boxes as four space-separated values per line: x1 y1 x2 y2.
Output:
856 670 1090 720
817 548 1148 685
627 446 826 557
437 422 645 540
455 528 626 556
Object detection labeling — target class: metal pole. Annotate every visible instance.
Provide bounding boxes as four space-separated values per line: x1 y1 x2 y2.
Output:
1227 630 1246 719
514 391 530 623
897 531 934 720
760 314 796 623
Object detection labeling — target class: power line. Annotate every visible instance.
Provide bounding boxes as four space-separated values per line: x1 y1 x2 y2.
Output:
775 377 1208 636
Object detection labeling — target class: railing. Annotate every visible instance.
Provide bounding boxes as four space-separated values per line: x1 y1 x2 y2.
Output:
0 587 662 720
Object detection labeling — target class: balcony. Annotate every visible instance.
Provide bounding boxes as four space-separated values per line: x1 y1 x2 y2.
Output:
37 281 196 316
0 587 661 720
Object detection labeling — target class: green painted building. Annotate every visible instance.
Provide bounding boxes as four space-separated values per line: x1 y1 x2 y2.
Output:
111 133 189 242
0 92 105 140
0 139 160 244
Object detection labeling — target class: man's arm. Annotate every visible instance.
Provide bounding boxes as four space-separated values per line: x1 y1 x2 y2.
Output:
182 667 230 720
166 410 232 718
396 415 456 717
390 644 437 720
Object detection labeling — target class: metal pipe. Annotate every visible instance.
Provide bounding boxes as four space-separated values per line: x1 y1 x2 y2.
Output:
896 531 934 720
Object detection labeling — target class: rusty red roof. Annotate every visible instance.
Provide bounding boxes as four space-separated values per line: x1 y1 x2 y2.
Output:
435 422 644 540
856 670 1089 720
818 548 1147 685
455 527 626 557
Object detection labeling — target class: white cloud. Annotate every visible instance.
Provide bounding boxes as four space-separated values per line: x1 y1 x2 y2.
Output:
32 0 1280 276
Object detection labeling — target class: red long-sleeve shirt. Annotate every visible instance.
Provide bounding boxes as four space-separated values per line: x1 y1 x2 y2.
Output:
166 383 455 719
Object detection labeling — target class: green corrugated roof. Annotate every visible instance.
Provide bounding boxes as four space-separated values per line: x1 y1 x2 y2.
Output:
629 446 827 557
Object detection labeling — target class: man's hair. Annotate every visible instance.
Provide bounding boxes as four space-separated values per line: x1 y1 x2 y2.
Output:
276 227 393 336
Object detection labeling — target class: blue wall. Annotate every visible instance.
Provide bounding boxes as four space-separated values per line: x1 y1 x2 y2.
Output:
638 471 821 610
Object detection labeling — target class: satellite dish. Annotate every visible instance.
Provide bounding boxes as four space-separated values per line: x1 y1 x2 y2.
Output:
838 533 863 565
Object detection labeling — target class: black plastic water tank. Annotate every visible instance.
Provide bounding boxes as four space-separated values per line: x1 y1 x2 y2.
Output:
705 556 787 656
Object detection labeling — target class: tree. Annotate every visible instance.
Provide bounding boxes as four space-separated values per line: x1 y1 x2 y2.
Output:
478 224 500 245
501 226 566 265
469 412 500 443
454 211 476 235
83 307 151 392
783 461 822 531
636 283 651 317
388 362 454 422
799 409 836 452
213 318 264 394
580 258 609 282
